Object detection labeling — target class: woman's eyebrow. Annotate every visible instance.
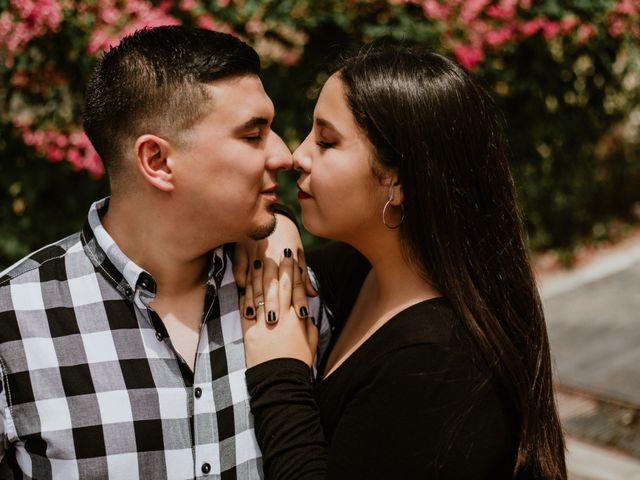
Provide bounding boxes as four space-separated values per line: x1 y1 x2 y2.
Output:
315 117 341 135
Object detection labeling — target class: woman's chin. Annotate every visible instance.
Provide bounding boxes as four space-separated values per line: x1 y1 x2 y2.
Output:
301 213 325 238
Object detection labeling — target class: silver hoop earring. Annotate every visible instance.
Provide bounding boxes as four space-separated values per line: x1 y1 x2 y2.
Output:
382 187 405 229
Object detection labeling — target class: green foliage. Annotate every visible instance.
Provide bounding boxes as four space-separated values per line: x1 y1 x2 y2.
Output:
1 0 639 269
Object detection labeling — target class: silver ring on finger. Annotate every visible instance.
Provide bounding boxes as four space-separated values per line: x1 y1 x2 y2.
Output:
256 301 265 309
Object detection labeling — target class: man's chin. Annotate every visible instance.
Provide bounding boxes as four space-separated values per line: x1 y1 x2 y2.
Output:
247 214 277 240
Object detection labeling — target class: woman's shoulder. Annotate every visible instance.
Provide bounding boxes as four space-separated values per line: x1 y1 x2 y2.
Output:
374 297 467 352
323 298 488 387
362 298 503 393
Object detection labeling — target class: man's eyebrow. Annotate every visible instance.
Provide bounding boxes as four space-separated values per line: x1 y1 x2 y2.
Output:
234 117 270 133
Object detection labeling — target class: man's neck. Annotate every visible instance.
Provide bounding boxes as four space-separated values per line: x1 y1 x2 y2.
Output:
101 196 215 296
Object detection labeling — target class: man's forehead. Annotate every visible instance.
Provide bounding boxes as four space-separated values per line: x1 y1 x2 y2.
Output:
204 75 275 121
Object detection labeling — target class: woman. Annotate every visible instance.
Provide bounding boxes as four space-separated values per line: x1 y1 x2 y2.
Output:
240 45 567 479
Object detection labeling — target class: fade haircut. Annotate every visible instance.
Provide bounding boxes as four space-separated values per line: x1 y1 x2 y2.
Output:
83 26 260 184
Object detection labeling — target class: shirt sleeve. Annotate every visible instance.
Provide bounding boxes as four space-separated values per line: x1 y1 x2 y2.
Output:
246 345 511 480
246 359 327 480
0 360 8 465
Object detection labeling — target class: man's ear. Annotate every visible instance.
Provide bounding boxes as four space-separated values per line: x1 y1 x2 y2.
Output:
135 134 174 192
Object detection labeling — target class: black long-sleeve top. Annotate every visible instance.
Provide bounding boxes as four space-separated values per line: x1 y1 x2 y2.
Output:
246 242 518 479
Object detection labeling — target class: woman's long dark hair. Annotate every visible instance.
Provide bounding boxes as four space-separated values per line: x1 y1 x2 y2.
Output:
336 45 566 479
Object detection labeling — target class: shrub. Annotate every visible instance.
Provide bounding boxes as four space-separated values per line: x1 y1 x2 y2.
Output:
1 0 639 268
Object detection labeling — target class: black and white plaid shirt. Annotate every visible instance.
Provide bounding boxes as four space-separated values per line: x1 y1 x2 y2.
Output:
0 197 323 479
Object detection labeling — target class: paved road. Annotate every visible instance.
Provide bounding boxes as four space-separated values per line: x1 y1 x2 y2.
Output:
540 242 640 478
544 259 640 405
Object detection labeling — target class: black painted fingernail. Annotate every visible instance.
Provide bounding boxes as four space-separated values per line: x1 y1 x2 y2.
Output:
245 307 254 317
267 311 277 323
238 287 246 296
253 260 262 269
284 248 292 258
300 306 308 317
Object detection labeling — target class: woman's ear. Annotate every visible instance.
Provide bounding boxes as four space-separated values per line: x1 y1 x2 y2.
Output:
390 180 404 206
384 176 404 206
135 134 174 192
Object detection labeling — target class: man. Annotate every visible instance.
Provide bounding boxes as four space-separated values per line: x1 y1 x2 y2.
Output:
0 26 313 479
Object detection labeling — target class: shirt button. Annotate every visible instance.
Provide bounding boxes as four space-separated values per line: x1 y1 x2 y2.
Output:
194 387 202 398
201 462 211 474
155 331 163 341
125 287 133 296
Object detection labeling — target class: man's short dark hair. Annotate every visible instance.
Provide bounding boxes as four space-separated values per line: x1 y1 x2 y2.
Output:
83 26 260 181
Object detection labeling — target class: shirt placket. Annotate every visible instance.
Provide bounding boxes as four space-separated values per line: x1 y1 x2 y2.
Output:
192 278 220 478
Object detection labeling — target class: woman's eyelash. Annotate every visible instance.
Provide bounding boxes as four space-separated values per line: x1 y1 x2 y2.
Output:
316 140 336 149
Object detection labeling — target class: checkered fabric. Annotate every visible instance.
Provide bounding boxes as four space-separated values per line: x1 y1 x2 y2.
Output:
0 197 323 480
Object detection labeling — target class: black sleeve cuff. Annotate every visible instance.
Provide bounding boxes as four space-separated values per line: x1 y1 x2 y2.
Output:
246 357 311 392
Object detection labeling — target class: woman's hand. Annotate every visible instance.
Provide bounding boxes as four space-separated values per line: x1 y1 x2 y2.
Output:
242 249 319 368
234 213 316 323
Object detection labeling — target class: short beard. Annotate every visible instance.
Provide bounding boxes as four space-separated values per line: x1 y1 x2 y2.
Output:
248 214 277 240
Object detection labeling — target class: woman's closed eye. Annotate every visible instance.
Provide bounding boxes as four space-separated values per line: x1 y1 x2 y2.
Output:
316 140 336 149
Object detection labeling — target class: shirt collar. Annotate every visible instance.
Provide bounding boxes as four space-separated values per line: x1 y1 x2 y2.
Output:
81 197 225 299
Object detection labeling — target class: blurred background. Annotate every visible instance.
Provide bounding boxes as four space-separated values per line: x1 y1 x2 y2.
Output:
1 0 639 478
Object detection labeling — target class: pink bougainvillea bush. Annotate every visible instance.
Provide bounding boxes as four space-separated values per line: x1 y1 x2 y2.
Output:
0 0 639 265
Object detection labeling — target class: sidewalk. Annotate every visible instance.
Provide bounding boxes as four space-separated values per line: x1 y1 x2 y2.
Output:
538 236 640 478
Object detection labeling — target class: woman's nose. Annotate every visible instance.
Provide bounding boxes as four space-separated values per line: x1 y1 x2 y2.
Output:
292 133 313 172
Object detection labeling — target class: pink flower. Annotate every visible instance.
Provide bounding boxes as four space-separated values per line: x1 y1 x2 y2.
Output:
197 15 217 30
88 2 180 54
84 149 106 178
614 0 637 15
421 0 453 21
0 0 64 58
54 132 68 148
608 17 626 37
487 0 517 20
485 24 515 47
520 17 545 37
180 0 197 10
560 16 578 33
46 146 65 162
460 0 491 24
576 23 597 43
218 0 231 7
99 7 121 25
67 147 84 170
245 19 266 35
69 132 85 145
542 20 560 40
452 43 485 70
